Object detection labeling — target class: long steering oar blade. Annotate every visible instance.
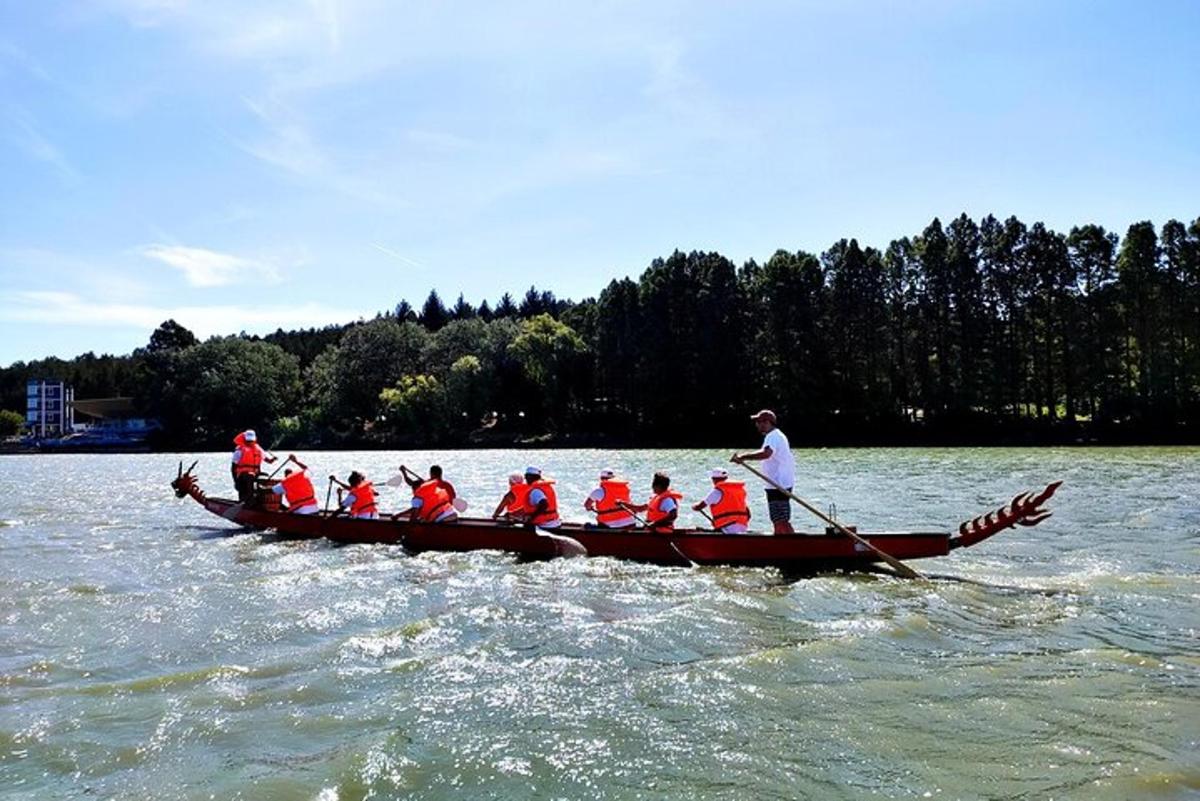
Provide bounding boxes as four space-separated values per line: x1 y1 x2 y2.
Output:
735 461 925 580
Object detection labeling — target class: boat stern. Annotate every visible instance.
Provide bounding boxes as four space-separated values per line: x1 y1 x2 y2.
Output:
950 480 1062 550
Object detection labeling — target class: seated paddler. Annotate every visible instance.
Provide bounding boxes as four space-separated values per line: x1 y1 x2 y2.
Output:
231 429 276 504
400 464 458 503
331 471 378 519
584 468 635 528
272 455 319 515
691 469 750 533
621 471 682 533
491 473 529 521
393 470 458 523
521 466 561 528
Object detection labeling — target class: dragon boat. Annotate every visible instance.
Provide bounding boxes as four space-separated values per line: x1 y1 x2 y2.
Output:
170 463 1062 571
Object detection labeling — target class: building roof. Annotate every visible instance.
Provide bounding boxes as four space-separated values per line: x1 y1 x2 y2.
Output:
72 397 136 420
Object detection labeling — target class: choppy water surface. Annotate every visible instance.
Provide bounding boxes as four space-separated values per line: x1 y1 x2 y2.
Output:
0 448 1197 800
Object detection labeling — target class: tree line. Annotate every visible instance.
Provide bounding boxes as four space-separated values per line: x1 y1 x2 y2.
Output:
2 213 1197 447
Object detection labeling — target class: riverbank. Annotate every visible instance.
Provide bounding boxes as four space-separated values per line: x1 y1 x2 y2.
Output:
6 423 1197 454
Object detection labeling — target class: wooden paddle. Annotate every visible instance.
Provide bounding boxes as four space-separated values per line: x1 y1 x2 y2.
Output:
322 477 334 513
617 504 694 566
734 460 925 580
615 501 649 527
265 453 294 481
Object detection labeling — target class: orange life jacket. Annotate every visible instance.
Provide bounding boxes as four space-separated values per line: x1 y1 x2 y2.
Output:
414 479 452 522
595 479 632 525
234 440 264 477
505 483 530 516
709 481 750 530
280 471 317 510
349 481 377 517
524 479 559 526
646 490 683 531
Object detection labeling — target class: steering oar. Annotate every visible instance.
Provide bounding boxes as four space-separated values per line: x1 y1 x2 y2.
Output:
733 460 925 580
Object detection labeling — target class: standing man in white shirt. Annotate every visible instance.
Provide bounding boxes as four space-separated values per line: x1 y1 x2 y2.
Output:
731 409 795 534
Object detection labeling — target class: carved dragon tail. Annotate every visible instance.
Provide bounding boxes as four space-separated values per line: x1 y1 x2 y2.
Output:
950 480 1062 550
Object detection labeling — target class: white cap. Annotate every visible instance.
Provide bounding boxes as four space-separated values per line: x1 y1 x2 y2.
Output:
508 472 523 485
599 468 615 479
709 468 728 479
244 429 257 442
524 466 542 476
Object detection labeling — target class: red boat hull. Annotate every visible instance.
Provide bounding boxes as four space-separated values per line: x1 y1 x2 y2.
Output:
170 471 1059 571
183 491 949 569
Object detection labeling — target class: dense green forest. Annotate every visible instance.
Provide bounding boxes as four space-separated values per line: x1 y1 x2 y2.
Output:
3 213 1198 448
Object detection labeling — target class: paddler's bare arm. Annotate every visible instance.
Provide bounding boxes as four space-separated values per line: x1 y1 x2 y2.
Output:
398 465 422 489
492 492 514 519
731 446 773 463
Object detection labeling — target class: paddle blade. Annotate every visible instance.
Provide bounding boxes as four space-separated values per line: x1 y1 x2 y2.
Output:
452 497 468 512
384 473 408 487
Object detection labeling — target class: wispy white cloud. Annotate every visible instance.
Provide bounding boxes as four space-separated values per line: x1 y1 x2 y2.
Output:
237 97 328 176
0 40 52 82
6 107 82 185
97 0 189 29
139 243 281 287
309 0 342 54
639 38 755 147
370 243 426 270
643 39 689 102
0 248 151 301
0 290 361 338
86 1 681 215
404 129 476 153
98 0 345 60
233 96 408 209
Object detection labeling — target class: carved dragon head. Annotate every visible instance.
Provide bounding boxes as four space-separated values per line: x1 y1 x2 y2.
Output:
170 460 200 499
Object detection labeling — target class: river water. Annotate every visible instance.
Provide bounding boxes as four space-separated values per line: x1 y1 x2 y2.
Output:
0 448 1197 800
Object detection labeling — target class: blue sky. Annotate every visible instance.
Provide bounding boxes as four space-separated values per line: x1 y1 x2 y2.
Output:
2 0 1197 365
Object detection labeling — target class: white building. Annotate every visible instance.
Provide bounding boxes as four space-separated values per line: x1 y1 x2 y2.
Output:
26 379 74 438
